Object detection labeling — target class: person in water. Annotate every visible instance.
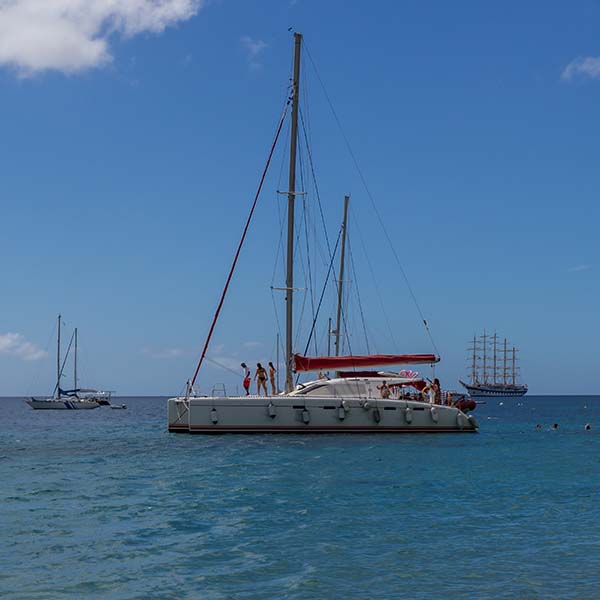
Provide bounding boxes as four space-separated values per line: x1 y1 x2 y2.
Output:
268 362 277 395
241 363 251 396
377 381 391 399
255 363 268 396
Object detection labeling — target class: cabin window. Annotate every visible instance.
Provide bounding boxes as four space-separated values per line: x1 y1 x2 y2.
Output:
331 383 367 397
300 384 332 396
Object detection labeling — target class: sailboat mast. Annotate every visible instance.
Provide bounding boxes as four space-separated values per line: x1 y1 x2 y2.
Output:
334 195 350 356
482 331 488 384
471 335 477 384
512 347 516 385
56 314 61 398
503 337 508 385
74 327 78 390
284 32 302 393
493 332 497 384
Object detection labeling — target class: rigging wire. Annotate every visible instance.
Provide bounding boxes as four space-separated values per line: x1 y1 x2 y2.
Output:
25 318 59 398
190 97 291 388
352 209 399 350
204 356 243 377
297 226 342 373
347 233 372 354
303 41 440 357
52 329 75 397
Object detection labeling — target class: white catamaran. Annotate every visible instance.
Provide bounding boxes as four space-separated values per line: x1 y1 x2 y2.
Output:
27 315 109 410
168 33 478 434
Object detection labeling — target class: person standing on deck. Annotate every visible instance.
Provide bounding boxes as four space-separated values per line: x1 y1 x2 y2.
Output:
255 363 268 396
268 362 277 395
241 363 251 396
432 378 442 405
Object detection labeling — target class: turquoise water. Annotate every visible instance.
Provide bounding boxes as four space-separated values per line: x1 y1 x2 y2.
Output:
1 396 599 599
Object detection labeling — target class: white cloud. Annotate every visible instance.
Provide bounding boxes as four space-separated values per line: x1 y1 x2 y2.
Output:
243 341 263 348
142 346 185 359
568 264 591 272
0 0 203 76
240 35 267 69
561 56 600 81
0 333 47 360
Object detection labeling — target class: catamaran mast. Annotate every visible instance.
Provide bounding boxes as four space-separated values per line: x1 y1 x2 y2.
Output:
56 314 61 399
334 195 350 357
285 32 302 393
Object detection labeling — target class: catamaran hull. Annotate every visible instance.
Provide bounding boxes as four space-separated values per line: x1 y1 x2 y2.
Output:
26 399 100 410
168 396 478 433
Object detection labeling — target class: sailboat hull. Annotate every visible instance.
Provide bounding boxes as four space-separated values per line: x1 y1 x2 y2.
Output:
26 398 100 410
168 396 477 433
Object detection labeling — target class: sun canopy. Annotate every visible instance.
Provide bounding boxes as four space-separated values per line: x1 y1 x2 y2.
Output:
293 353 439 372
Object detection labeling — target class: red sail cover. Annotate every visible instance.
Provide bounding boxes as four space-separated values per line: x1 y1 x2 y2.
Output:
293 353 439 372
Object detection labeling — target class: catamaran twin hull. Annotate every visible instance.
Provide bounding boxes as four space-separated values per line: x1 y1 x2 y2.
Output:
168 396 478 434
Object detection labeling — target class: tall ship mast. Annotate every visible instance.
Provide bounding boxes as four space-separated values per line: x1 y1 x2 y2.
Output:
460 332 528 397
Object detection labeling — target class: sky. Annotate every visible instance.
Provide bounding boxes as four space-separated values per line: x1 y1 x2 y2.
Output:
1 0 600 396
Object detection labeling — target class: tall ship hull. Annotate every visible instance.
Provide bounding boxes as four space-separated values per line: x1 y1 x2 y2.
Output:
459 381 527 398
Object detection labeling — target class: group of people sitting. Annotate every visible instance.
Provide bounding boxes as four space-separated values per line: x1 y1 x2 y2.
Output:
377 378 452 404
241 362 277 396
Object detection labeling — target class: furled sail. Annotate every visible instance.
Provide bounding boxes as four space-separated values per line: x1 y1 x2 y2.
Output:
293 353 439 372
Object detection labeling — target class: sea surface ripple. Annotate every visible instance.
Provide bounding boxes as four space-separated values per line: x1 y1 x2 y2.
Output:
1 396 599 599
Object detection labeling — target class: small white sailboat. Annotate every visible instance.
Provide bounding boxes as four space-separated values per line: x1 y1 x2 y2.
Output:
26 316 103 410
168 33 478 434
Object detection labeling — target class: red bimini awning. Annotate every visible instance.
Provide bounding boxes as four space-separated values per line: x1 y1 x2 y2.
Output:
293 353 439 372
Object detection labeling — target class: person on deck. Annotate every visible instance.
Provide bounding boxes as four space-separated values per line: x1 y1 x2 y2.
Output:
255 363 268 395
268 362 277 395
377 381 391 399
432 378 442 405
241 363 251 396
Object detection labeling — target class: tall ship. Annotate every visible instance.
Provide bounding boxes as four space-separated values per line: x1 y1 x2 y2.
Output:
459 332 528 397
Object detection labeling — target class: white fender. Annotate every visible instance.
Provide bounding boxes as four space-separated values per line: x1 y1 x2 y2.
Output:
373 408 381 423
302 409 310 424
404 407 413 424
268 402 277 419
457 412 468 428
210 408 218 424
430 406 439 423
341 400 349 411
338 406 346 421
467 414 479 429
362 401 371 410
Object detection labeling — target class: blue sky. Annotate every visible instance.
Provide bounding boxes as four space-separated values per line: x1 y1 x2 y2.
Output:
1 0 599 395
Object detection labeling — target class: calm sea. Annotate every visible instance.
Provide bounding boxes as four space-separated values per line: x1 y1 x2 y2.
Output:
1 396 599 599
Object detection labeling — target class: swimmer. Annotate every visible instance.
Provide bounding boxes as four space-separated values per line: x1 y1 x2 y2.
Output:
552 423 559 431
585 423 591 431
535 424 542 430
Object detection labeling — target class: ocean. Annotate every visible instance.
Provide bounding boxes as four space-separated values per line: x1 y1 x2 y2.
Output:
1 395 599 599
